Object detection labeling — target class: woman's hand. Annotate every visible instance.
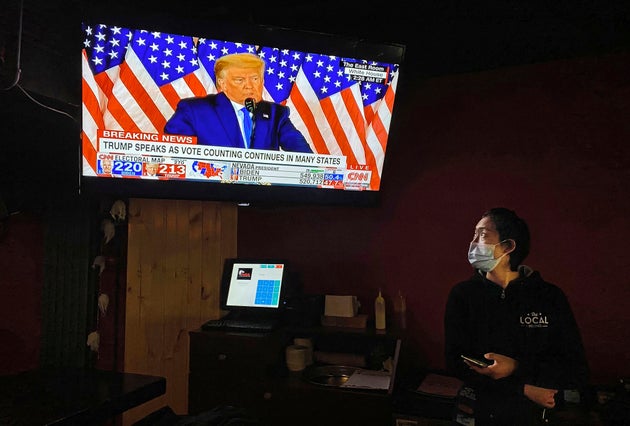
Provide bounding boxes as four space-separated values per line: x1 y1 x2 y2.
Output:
466 352 519 380
524 384 558 408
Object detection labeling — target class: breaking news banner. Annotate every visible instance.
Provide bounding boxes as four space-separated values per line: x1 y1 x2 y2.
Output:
92 131 373 190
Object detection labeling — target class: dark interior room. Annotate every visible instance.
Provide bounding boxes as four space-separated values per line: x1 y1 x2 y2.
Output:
1 1 629 425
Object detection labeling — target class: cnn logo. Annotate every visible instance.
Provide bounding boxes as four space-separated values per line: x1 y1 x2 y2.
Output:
346 171 371 182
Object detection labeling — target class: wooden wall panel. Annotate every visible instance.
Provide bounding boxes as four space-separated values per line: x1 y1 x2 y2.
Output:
123 199 237 424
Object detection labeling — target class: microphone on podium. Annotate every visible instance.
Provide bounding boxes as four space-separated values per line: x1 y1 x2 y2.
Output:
244 98 256 146
244 97 256 113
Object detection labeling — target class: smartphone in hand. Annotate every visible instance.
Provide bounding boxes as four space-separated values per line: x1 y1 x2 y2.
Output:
461 354 489 368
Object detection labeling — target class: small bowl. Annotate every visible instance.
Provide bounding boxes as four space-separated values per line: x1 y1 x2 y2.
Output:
302 365 357 387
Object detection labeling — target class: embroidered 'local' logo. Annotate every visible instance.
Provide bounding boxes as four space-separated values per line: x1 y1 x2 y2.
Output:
520 311 549 328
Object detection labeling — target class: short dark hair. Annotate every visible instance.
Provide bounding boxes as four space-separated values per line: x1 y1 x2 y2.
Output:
482 207 530 270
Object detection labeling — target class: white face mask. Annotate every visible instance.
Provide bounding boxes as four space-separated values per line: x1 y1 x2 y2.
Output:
468 242 506 272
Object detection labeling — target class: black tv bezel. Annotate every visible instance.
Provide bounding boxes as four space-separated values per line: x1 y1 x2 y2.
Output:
80 175 381 207
219 258 290 316
79 13 405 207
79 10 406 65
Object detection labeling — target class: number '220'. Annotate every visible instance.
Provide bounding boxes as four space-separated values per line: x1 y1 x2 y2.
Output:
113 161 142 174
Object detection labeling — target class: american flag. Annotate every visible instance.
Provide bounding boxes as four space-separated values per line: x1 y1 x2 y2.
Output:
82 23 400 189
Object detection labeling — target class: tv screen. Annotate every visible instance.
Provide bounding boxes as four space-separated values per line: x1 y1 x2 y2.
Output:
80 17 405 206
220 258 289 316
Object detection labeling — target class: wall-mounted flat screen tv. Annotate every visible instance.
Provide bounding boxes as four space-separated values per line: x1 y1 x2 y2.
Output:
80 16 405 206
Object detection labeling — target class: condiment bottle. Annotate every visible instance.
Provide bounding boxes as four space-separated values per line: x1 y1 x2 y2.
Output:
394 290 407 329
375 290 386 330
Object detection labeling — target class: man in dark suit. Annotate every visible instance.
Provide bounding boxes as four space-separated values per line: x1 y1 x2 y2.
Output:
164 52 313 153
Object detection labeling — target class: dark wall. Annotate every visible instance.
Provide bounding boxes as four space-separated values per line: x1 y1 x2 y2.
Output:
238 52 630 384
0 213 43 374
0 84 83 373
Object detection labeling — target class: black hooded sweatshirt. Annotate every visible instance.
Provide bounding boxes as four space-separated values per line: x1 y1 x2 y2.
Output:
444 266 589 425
